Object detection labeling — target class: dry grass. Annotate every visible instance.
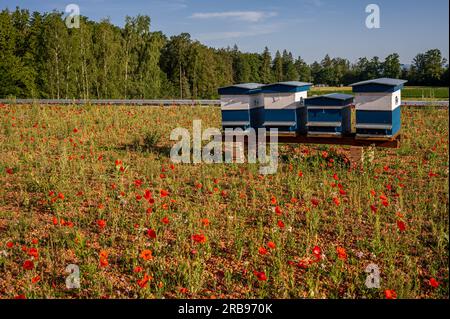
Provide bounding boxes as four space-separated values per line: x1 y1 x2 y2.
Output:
0 103 448 299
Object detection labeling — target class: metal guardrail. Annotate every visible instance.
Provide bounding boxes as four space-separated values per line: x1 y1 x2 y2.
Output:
0 99 447 107
0 99 221 106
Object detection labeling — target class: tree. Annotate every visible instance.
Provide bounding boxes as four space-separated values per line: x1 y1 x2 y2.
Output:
295 56 311 82
282 50 298 81
260 47 273 84
272 50 283 82
411 49 447 85
382 53 401 79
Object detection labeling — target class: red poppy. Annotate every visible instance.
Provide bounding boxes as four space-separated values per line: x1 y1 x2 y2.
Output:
133 266 143 273
332 197 340 206
258 247 268 255
192 234 207 244
6 241 14 248
6 168 14 175
179 287 189 294
298 171 303 177
311 198 319 206
57 193 64 200
384 289 397 299
277 220 285 229
137 273 152 288
200 218 210 226
429 278 439 288
144 189 152 200
382 200 389 207
136 194 142 201
339 189 346 195
336 246 347 261
333 173 339 181
370 205 378 213
160 189 169 197
140 249 153 261
28 247 39 259
14 294 26 299
134 179 143 187
397 220 406 232
23 260 34 270
97 219 106 229
253 271 267 281
275 206 282 215
31 275 41 284
270 196 277 205
312 246 321 260
267 241 276 249
161 217 170 224
146 228 156 239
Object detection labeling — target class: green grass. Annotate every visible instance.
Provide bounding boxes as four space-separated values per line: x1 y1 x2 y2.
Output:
310 86 449 100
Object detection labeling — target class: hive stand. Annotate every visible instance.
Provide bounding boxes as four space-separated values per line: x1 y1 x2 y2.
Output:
221 132 400 166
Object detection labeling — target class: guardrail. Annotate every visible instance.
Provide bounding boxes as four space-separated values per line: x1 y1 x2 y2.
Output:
0 99 447 107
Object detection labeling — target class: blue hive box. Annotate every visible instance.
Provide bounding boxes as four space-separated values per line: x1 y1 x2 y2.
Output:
218 83 264 131
260 81 312 135
350 78 407 138
305 93 354 136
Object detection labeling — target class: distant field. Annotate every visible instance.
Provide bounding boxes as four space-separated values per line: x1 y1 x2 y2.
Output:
311 87 449 100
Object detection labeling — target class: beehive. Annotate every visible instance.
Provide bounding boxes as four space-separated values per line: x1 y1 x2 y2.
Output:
261 81 312 135
350 78 407 138
218 83 264 131
305 93 353 136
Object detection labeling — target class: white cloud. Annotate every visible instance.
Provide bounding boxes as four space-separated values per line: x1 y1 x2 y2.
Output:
190 11 277 23
196 23 281 41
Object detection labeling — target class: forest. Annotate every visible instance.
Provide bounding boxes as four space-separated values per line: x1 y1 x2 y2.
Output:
0 7 449 99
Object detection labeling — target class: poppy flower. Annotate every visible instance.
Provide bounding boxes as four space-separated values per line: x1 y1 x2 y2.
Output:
57 193 64 200
146 228 156 239
28 247 39 259
267 241 276 249
312 246 321 260
6 241 14 248
144 190 152 200
384 289 397 299
99 251 109 267
258 247 268 255
270 196 277 205
14 295 26 299
31 275 41 284
192 234 207 244
370 205 378 213
253 271 267 281
332 197 340 206
397 220 406 232
429 278 439 288
97 219 106 229
161 217 170 224
277 220 285 229
133 266 143 273
134 179 143 187
23 260 34 270
274 206 282 215
73 128 78 133
336 246 347 261
115 159 122 167
6 168 13 175
137 273 152 288
200 218 210 226
140 249 153 261
333 173 339 181
160 189 169 197
298 171 303 177
382 200 389 207
339 189 346 195
179 287 189 294
311 198 319 206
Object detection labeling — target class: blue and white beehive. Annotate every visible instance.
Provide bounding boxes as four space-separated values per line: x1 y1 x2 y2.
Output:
261 81 312 135
350 78 407 138
305 93 354 136
218 83 264 131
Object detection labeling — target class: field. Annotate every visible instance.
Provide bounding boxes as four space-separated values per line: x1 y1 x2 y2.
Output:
311 86 449 100
0 103 448 299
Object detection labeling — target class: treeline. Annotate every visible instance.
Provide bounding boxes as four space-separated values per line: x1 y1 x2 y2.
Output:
0 8 448 99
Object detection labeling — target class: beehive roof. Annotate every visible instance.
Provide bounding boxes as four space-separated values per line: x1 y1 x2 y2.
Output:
350 78 407 87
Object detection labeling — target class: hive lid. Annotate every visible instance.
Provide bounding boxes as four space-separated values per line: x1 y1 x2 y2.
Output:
350 78 407 87
306 93 354 101
266 81 313 87
218 83 264 95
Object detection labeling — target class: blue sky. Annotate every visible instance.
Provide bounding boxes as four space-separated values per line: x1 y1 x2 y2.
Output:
1 0 449 64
